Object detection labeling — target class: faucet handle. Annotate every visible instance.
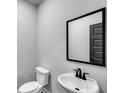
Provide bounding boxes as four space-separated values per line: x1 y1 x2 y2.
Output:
82 72 89 80
83 72 89 75
73 68 80 72
73 69 77 72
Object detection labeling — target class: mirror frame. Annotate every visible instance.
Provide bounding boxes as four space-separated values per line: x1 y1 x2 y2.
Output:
66 7 106 67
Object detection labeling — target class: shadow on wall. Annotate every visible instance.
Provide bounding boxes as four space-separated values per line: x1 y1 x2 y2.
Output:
100 85 104 93
45 73 52 93
17 77 24 88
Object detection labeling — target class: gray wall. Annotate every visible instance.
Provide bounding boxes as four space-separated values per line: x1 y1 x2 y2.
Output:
17 0 37 88
37 0 107 93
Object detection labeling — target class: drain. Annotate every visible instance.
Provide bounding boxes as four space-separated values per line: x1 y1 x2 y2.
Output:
75 88 79 91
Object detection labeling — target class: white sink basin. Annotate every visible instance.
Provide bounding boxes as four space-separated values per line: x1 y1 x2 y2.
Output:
58 73 100 93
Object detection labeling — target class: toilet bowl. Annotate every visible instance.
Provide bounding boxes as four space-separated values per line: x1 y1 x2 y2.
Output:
18 81 42 93
18 67 49 93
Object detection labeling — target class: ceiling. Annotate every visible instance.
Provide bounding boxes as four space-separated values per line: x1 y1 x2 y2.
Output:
25 0 43 6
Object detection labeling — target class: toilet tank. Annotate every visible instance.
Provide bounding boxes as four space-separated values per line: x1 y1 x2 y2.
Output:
35 67 49 86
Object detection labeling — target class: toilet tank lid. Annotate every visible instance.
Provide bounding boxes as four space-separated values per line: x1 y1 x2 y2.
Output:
35 67 49 73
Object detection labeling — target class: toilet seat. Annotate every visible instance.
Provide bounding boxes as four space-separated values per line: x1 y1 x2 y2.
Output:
18 81 42 93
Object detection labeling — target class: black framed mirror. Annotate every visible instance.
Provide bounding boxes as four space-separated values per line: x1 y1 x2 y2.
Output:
66 7 106 67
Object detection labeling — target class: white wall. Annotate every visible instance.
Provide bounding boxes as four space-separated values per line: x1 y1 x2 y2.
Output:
37 0 106 93
69 11 102 62
17 0 37 88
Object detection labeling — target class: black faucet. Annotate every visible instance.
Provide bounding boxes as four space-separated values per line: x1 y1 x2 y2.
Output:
73 68 82 79
73 68 89 80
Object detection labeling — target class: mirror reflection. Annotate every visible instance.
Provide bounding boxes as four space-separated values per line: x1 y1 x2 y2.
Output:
67 8 106 67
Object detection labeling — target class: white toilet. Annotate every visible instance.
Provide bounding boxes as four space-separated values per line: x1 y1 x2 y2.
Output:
18 67 50 93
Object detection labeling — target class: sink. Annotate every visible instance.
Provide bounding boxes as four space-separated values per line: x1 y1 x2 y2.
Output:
58 73 100 93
